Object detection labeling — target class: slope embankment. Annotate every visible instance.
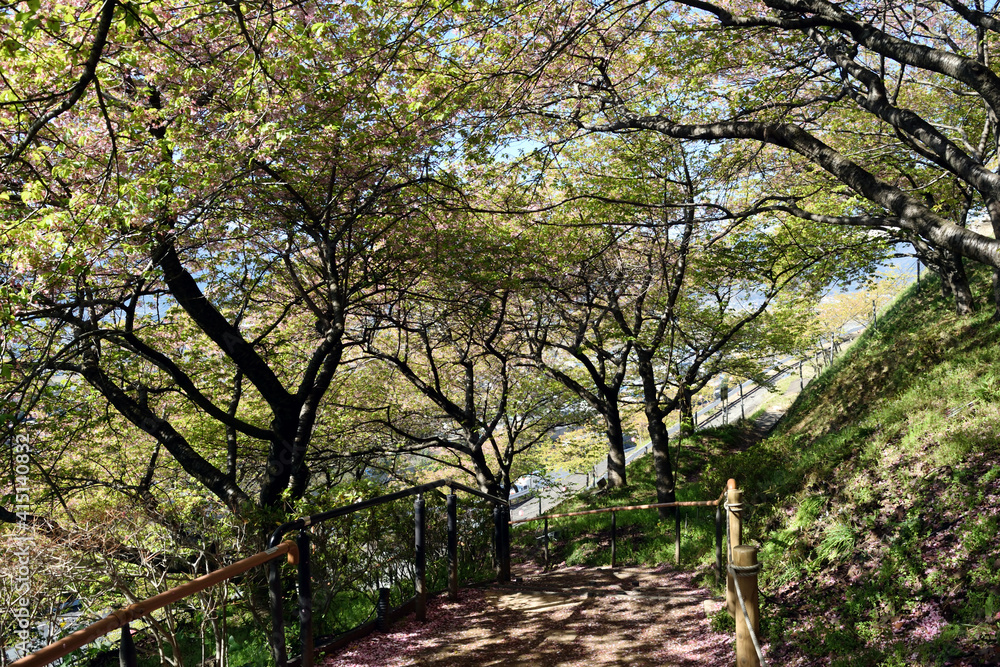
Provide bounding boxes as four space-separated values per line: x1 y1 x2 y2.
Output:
720 274 1000 665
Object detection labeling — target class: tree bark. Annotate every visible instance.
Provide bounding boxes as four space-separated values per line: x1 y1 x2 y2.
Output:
604 402 627 488
635 350 676 518
941 250 976 316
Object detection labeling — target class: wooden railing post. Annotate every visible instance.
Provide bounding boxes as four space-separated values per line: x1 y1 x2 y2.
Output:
726 481 742 616
447 491 459 600
414 494 427 621
733 545 761 667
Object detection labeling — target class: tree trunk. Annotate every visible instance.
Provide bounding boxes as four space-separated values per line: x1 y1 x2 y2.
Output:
469 446 501 498
941 251 976 316
648 415 676 520
987 201 1000 320
635 350 676 518
679 389 695 440
993 269 1000 322
604 403 627 488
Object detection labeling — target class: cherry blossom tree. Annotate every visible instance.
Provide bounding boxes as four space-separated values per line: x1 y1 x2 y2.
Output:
466 0 1000 316
0 0 473 539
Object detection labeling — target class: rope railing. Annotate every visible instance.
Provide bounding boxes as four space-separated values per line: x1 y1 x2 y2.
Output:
13 478 766 667
9 541 300 667
10 479 509 667
508 498 724 525
266 479 510 667
510 481 732 577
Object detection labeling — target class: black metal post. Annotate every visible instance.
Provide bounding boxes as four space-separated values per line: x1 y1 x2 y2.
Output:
493 504 502 578
739 382 745 421
675 505 681 565
610 510 617 569
500 504 511 582
297 530 314 667
119 622 137 667
376 587 391 632
414 493 427 621
268 560 288 666
715 503 723 584
543 516 550 571
447 491 458 600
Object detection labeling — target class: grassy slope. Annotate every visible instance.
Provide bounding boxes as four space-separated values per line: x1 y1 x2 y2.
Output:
514 273 1000 666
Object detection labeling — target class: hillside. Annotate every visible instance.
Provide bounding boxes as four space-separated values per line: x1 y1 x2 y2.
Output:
516 273 1000 665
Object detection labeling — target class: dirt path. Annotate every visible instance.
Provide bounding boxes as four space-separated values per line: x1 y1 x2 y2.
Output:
319 565 734 667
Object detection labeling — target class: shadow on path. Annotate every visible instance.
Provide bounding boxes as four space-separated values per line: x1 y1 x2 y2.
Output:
320 565 733 667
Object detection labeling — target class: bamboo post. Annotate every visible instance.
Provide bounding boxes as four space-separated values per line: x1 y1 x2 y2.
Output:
733 545 760 667
726 484 742 616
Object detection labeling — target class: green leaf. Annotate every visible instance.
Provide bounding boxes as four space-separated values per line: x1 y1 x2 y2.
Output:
22 17 41 37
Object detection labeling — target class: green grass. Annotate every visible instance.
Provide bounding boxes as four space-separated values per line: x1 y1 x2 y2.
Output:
512 420 757 581
515 268 1000 664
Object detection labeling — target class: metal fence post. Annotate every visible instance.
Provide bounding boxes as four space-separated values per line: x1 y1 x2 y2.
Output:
118 623 137 667
543 516 550 571
715 502 723 585
414 493 427 621
268 560 288 666
674 504 681 565
447 491 459 600
376 587 391 632
500 504 511 582
610 510 617 569
493 504 502 578
297 530 314 667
